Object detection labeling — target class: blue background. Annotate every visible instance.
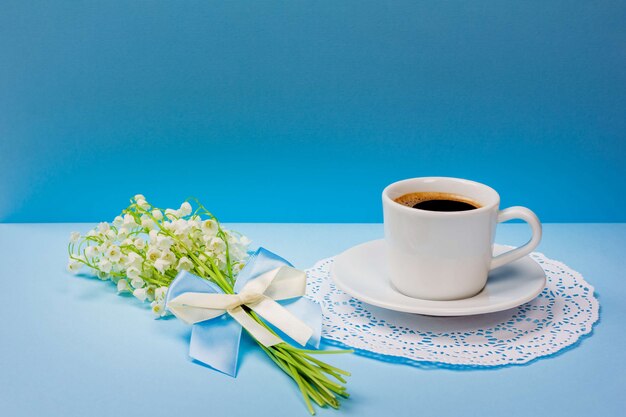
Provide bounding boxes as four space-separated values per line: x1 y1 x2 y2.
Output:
1 1 625 223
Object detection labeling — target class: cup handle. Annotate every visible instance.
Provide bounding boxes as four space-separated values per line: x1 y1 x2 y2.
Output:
490 206 542 270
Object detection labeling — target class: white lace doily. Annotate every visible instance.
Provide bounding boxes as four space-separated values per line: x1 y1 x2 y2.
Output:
305 251 599 367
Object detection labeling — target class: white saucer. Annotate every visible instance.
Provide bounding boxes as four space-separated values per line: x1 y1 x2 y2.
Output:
331 239 546 316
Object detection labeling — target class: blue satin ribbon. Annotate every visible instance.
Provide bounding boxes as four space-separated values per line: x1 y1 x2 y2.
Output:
165 247 322 377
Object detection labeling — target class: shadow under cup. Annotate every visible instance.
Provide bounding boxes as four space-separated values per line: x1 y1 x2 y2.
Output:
382 177 502 301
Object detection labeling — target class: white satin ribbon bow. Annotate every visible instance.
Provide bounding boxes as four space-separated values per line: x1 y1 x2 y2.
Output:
167 266 314 347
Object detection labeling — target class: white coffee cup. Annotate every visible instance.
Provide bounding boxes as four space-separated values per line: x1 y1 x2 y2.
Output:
382 177 542 301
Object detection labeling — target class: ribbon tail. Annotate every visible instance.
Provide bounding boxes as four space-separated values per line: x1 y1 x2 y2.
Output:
248 297 314 347
190 316 243 377
228 306 283 347
282 298 322 349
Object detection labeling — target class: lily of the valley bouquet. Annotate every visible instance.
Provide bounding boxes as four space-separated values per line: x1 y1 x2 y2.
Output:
68 195 349 414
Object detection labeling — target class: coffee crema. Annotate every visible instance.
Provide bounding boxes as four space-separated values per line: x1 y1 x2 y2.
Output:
393 192 481 212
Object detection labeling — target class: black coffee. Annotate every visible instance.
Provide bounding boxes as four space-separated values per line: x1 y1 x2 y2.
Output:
394 192 480 212
412 199 477 211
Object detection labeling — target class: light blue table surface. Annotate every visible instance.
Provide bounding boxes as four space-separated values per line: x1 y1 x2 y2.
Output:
0 223 624 417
